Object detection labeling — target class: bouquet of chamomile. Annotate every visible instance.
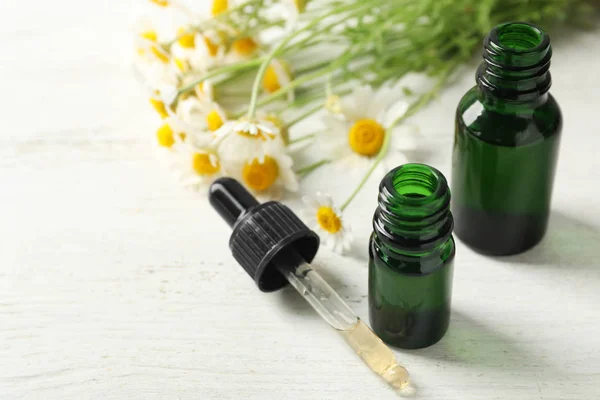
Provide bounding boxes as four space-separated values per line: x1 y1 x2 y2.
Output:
133 0 595 253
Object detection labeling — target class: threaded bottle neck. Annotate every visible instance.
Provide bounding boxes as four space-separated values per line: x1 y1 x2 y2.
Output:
477 22 552 103
372 164 453 258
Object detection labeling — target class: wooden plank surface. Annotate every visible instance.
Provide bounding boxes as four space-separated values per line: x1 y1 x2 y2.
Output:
1 2 599 399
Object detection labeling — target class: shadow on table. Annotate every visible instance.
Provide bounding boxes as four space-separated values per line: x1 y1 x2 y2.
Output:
414 311 556 373
494 211 600 277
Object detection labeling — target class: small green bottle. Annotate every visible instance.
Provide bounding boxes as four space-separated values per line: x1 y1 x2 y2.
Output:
369 164 455 349
452 22 562 255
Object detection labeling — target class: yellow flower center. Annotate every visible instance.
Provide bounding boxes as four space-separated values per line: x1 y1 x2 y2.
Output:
348 119 385 157
293 0 306 12
203 36 219 57
192 153 220 176
157 123 175 147
150 0 169 7
316 206 342 233
140 30 157 42
150 45 170 63
149 98 169 118
211 0 228 16
174 58 188 72
177 31 196 49
232 37 258 56
206 110 224 132
242 156 279 192
263 64 283 93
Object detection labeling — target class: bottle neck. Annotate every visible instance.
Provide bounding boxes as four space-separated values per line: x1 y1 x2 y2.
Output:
477 22 552 104
372 164 453 260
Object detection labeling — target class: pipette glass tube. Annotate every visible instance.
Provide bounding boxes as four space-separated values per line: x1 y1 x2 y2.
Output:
209 178 410 392
274 249 410 390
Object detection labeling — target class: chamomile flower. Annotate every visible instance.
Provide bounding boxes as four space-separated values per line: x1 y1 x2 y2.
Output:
211 0 229 16
134 27 180 89
262 59 294 103
188 30 228 70
170 26 227 73
194 80 215 102
204 102 228 133
232 150 298 197
135 27 161 58
134 18 173 63
319 85 419 173
227 36 260 61
170 139 223 191
176 27 196 49
302 193 352 254
172 96 228 135
213 117 285 165
155 117 188 149
149 90 170 119
168 27 197 73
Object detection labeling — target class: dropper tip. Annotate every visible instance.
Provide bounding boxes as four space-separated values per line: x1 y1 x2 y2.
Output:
381 364 411 392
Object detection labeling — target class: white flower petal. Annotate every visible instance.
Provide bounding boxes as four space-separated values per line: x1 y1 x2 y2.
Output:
352 86 374 116
366 85 396 119
339 96 360 121
302 195 320 211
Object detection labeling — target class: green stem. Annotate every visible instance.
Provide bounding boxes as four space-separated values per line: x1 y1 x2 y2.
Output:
287 133 316 145
296 159 330 177
284 103 323 129
178 57 264 95
295 59 334 75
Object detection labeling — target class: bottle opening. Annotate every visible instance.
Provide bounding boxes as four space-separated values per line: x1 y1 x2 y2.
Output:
496 23 543 52
374 163 453 258
478 22 552 101
391 164 440 202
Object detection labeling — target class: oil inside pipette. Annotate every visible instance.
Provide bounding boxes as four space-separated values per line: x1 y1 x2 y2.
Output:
339 319 410 390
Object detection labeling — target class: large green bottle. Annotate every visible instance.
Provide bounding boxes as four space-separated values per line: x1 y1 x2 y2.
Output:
369 164 455 349
452 22 562 255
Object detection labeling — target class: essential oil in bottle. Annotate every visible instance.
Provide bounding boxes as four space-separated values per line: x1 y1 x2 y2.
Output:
369 163 455 349
451 22 562 255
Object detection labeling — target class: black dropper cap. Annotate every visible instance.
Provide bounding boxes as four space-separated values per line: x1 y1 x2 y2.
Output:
209 178 320 292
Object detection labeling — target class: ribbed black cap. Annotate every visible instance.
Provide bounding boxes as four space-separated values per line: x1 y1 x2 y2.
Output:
209 178 320 292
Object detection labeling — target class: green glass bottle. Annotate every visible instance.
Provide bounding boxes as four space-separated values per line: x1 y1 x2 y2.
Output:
369 164 455 349
452 22 562 255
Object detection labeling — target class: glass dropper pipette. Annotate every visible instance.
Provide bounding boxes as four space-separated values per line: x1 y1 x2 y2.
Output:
209 178 410 391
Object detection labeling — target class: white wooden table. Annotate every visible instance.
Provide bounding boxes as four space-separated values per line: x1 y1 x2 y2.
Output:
1 2 599 399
